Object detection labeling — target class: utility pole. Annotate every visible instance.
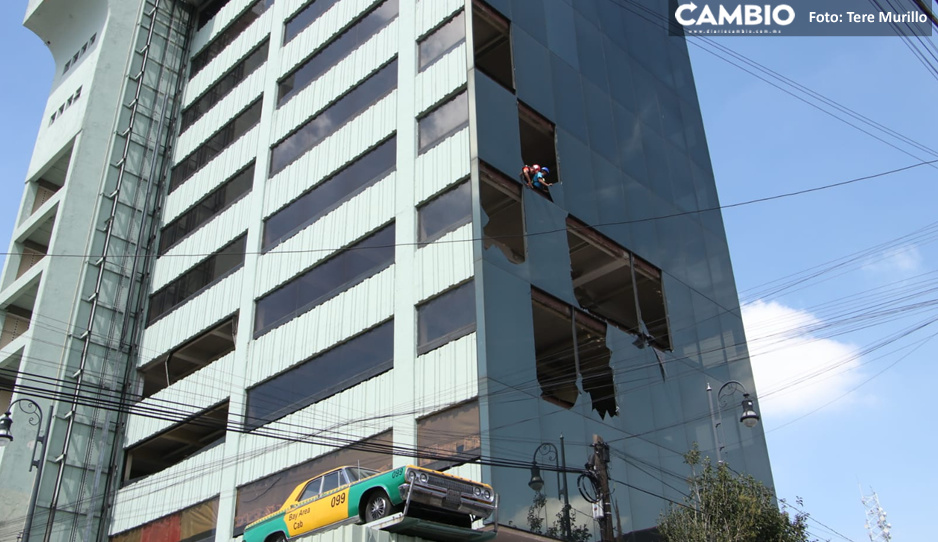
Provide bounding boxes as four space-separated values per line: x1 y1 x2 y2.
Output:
588 435 615 542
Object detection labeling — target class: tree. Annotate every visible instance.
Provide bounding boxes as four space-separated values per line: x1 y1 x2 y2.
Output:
658 445 814 542
526 491 593 542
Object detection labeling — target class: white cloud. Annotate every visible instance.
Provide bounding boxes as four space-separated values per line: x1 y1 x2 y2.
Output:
862 244 923 277
741 300 865 423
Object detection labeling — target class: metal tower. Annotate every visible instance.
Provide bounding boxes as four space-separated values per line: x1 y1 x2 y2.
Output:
861 487 891 542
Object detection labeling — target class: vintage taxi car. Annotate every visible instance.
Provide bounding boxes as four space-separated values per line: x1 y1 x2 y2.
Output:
243 465 496 542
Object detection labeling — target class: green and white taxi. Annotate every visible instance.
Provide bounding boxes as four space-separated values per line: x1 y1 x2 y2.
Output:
243 465 496 542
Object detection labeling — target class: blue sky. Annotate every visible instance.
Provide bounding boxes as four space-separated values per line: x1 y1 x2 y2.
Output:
1 1 935 540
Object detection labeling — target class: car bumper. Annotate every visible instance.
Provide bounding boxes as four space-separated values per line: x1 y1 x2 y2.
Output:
399 483 496 519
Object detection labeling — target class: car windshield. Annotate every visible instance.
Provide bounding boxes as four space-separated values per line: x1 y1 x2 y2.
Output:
345 467 380 482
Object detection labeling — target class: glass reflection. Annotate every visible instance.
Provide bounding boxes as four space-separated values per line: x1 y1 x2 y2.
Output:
264 138 395 251
417 280 476 354
418 90 469 154
278 0 399 106
284 0 341 44
245 321 393 429
417 180 471 245
254 223 395 336
418 11 466 72
270 59 398 176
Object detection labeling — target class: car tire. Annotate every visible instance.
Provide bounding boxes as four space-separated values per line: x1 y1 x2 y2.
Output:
268 533 287 542
364 491 393 522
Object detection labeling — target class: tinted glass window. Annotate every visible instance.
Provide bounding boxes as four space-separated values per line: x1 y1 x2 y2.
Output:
320 471 341 493
284 0 341 44
299 478 322 501
147 234 247 325
254 223 395 336
191 0 274 77
245 321 393 429
278 0 399 107
417 399 480 471
263 138 395 251
417 281 476 355
418 180 471 245
159 163 253 255
270 59 398 177
170 99 262 192
418 11 465 72
418 90 468 154
182 41 268 133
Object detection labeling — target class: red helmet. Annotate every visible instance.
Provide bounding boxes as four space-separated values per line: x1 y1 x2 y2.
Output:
532 164 541 171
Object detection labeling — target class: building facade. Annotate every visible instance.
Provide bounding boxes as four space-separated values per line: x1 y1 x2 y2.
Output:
0 0 773 540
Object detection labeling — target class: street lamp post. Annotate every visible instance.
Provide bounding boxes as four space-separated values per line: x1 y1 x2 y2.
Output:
528 436 572 541
0 398 51 542
707 380 760 463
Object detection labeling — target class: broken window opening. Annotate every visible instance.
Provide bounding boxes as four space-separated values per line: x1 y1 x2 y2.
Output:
472 0 514 90
123 401 229 484
532 289 617 418
566 217 671 352
567 217 639 335
634 257 671 350
518 103 558 183
480 163 526 263
139 314 238 398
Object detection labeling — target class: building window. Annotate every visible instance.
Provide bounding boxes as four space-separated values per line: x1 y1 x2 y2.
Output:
263 137 395 251
277 0 399 107
254 223 395 336
191 0 274 78
159 163 253 256
418 11 465 72
138 314 237 398
417 180 471 246
480 163 525 263
472 0 513 90
531 289 617 418
197 0 230 29
284 0 341 44
566 217 670 350
417 399 480 471
123 402 228 483
170 99 262 192
417 280 476 355
518 103 557 181
233 431 393 535
147 234 247 325
245 321 393 430
181 40 269 133
417 90 469 154
269 59 398 177
110 498 218 542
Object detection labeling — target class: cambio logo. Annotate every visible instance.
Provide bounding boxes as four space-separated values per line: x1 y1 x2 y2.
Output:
675 2 795 26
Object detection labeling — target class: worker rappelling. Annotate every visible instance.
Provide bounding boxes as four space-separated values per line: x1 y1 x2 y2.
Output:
520 164 554 196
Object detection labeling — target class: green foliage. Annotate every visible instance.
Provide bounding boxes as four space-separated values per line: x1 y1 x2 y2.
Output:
658 445 814 542
526 491 593 542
